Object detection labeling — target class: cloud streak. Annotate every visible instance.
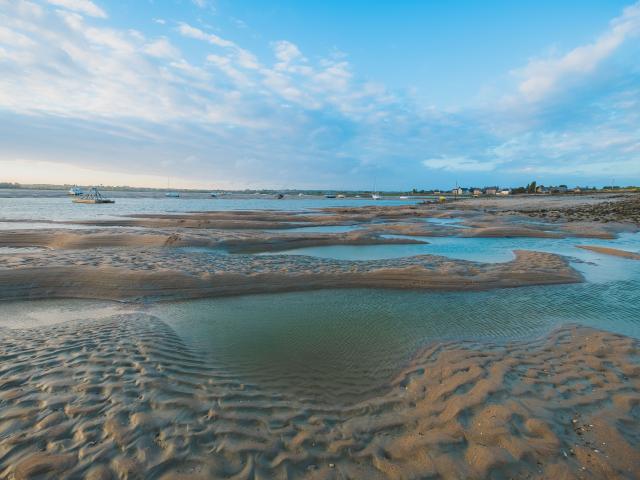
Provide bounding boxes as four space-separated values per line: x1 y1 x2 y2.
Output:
513 2 640 102
45 0 107 18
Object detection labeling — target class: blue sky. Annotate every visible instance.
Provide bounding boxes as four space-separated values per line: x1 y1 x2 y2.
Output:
0 0 639 190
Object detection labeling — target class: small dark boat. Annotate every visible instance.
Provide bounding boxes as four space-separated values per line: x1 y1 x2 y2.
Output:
72 187 115 204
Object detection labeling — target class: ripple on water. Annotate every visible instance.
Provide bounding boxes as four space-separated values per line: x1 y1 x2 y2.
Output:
149 281 640 404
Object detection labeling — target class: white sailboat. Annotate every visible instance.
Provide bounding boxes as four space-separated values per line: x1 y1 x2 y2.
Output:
371 179 380 200
371 193 381 200
165 178 180 198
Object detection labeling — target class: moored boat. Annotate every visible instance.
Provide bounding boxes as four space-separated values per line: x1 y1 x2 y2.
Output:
72 187 115 204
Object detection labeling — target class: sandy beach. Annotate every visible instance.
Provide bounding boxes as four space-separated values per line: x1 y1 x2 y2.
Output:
1 317 638 479
1 193 639 478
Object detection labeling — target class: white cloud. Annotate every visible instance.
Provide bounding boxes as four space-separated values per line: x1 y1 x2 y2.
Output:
422 157 502 172
143 38 180 59
177 23 236 49
206 54 250 85
273 40 304 68
513 2 640 102
509 158 640 177
45 0 106 18
0 26 35 47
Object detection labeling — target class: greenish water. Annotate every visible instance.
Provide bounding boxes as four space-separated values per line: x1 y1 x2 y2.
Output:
146 278 640 402
1 229 639 403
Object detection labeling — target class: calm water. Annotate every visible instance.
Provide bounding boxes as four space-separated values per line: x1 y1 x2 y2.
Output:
262 232 640 276
0 193 418 226
149 281 640 403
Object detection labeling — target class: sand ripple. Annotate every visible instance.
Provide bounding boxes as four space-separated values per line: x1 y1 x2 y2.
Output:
1 315 639 479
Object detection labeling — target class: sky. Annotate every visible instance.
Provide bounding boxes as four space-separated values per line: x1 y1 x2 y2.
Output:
0 0 639 190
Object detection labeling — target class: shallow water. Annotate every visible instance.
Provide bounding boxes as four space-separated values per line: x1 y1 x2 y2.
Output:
0 194 418 225
264 224 361 233
262 231 640 275
0 299 129 329
148 274 640 403
422 217 469 228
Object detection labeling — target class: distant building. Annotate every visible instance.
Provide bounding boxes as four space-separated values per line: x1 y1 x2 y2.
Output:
536 186 549 193
550 186 568 193
452 187 464 195
498 189 510 195
472 189 482 196
484 187 497 195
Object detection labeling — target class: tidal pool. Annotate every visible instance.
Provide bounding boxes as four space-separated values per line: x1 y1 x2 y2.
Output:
148 278 640 403
260 232 640 280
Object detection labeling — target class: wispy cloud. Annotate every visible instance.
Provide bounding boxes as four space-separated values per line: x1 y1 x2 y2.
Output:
423 157 503 172
45 0 107 19
512 2 640 102
191 0 208 9
177 22 236 49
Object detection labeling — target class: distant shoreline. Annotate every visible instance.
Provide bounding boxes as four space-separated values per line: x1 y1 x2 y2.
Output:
1 184 638 196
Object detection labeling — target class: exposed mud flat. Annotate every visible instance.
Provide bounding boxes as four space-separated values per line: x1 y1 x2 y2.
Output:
577 245 640 260
0 229 424 253
0 316 638 479
0 249 581 301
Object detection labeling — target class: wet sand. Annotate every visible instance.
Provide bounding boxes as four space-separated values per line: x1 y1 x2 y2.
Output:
0 250 580 301
0 229 426 252
577 245 640 260
0 317 638 479
1 195 640 478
